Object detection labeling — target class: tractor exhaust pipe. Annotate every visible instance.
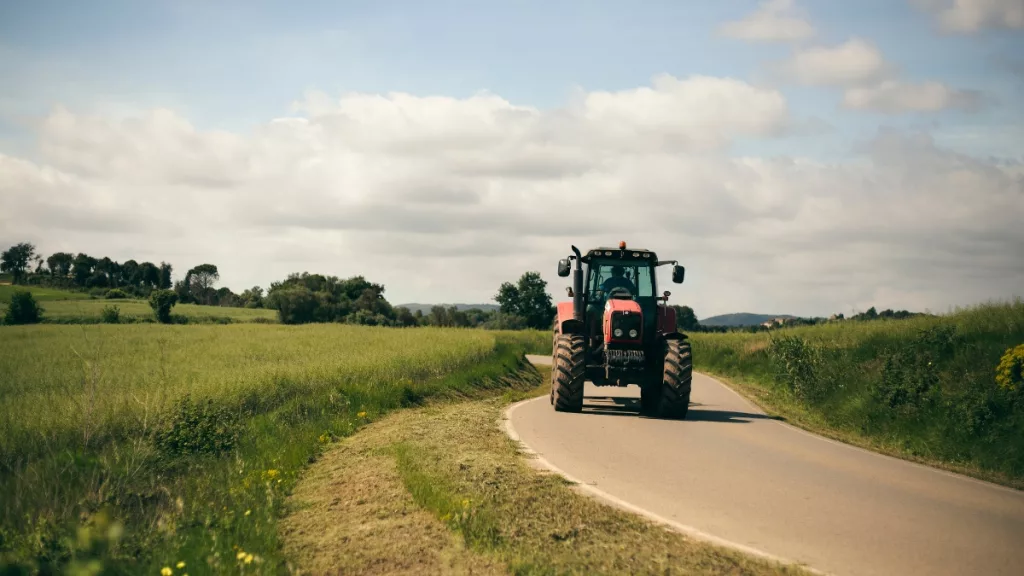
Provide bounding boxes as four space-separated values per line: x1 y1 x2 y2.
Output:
571 245 584 322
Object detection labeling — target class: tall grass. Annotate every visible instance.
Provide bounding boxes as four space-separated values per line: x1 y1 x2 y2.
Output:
0 324 544 574
690 300 1024 484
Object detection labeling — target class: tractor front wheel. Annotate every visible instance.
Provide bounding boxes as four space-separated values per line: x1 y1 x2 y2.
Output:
552 333 585 413
656 339 692 419
640 382 661 415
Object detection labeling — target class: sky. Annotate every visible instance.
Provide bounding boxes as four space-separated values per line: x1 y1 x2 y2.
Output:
1 0 1022 318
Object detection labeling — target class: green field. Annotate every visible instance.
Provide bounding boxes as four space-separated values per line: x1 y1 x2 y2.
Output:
0 284 91 302
689 300 1024 486
0 323 548 574
0 285 278 323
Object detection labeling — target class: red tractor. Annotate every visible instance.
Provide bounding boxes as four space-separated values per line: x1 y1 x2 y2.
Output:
551 241 693 419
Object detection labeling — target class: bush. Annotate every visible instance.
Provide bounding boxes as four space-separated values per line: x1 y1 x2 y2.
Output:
100 305 121 324
874 325 958 415
153 394 240 458
148 289 178 324
4 291 42 325
105 288 128 299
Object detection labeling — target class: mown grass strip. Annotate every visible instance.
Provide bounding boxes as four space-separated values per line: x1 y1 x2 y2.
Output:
285 368 810 576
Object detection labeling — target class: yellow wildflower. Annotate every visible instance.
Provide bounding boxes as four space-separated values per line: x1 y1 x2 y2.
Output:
176 561 186 569
357 411 367 418
237 551 246 560
244 509 251 516
161 568 172 576
244 554 254 564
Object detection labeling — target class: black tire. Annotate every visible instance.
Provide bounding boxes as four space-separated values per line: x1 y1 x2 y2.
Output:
640 382 661 415
552 333 585 413
656 339 692 419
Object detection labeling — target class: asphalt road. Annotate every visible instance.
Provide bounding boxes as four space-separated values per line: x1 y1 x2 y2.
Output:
510 355 1024 576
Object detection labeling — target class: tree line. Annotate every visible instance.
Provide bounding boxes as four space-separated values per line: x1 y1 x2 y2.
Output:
0 242 563 328
2 241 767 333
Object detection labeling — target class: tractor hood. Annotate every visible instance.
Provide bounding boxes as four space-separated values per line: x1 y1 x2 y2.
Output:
604 298 643 344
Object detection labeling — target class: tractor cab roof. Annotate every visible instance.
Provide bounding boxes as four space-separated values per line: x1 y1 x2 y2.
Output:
582 245 658 264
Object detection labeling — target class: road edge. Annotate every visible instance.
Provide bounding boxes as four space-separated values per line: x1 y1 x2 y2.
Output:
501 393 828 575
703 370 1024 496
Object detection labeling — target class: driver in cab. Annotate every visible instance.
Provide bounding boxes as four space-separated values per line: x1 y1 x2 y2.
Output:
601 265 636 298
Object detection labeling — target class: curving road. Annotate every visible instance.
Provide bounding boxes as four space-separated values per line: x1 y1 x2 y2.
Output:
509 355 1024 576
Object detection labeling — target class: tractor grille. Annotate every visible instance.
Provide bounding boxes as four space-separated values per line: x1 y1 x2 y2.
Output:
606 349 645 364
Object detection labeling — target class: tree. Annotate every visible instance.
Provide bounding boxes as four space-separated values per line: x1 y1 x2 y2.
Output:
394 306 417 327
239 286 264 308
121 259 140 286
187 264 219 305
138 262 160 289
158 262 173 289
46 252 74 278
1 242 36 284
72 253 96 286
673 305 701 331
494 271 554 330
3 290 42 324
149 290 178 323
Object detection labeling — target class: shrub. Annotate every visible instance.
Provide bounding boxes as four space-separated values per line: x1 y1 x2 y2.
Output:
105 288 128 299
874 326 957 415
100 305 121 324
148 289 178 324
4 290 42 325
154 394 240 458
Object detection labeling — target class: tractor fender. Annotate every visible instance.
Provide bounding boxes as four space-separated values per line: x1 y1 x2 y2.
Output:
656 304 677 335
555 301 585 335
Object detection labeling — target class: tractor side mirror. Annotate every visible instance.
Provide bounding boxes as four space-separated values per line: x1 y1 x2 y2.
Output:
557 258 571 277
672 265 685 284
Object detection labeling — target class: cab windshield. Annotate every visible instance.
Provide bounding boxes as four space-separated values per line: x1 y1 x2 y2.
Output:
586 259 654 302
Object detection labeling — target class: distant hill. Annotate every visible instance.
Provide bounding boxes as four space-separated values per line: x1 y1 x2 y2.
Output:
700 313 797 327
396 303 500 314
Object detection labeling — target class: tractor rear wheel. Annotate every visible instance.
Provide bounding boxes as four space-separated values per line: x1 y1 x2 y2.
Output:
552 333 585 413
656 339 692 419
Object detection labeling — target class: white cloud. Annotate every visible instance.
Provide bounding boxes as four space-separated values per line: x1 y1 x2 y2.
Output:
843 80 984 112
777 38 890 87
912 0 1024 32
718 0 817 42
1 77 1022 318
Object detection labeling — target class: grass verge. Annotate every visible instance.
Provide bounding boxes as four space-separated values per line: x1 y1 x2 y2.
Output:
690 300 1024 490
281 365 811 576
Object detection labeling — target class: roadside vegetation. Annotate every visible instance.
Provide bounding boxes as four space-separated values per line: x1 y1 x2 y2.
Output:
281 366 809 576
0 323 547 574
690 300 1024 488
1 242 560 330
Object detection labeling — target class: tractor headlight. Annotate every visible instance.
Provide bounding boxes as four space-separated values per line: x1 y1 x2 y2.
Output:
629 329 638 338
613 328 623 337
